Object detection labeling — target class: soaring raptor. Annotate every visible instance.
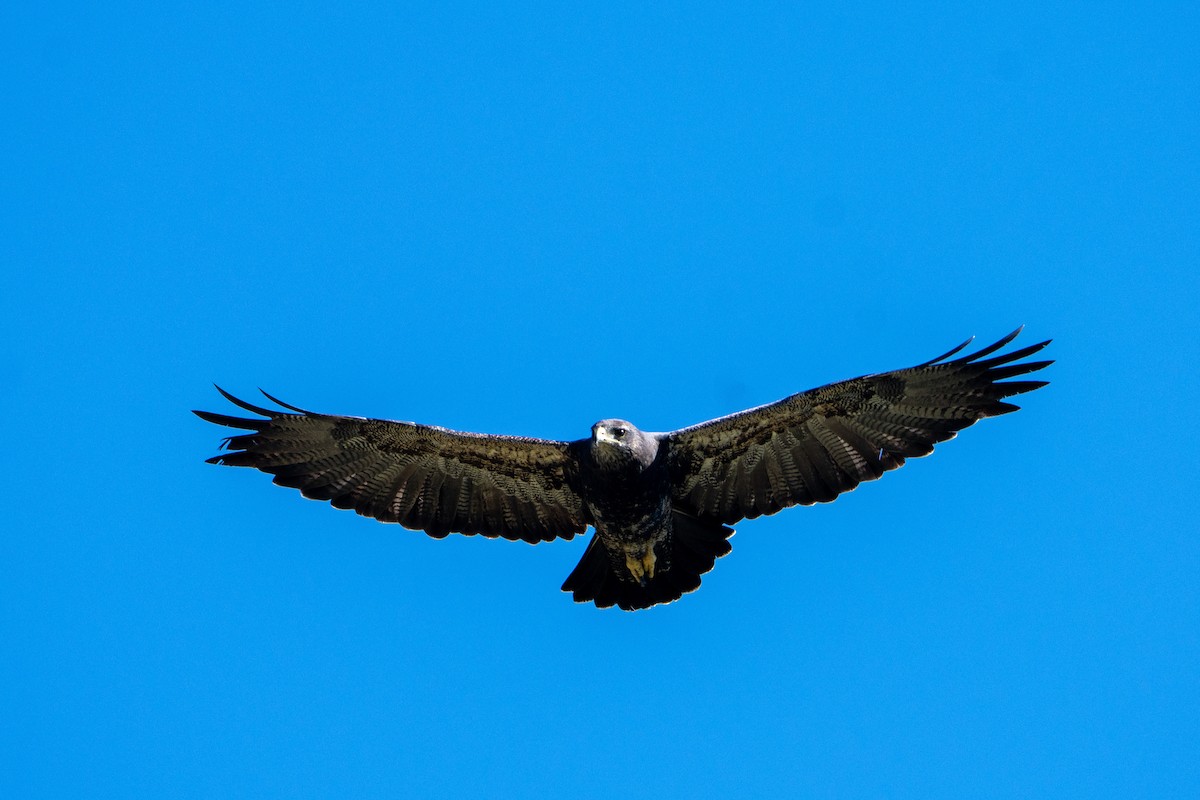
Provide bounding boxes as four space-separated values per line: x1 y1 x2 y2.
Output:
195 328 1050 611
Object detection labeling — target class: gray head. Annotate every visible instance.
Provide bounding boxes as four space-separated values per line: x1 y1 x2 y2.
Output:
590 419 658 470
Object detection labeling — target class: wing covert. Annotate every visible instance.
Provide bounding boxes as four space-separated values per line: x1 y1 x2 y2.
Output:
665 328 1051 525
194 389 588 543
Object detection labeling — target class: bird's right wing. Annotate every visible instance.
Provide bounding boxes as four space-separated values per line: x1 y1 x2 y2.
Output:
195 389 589 543
665 329 1052 525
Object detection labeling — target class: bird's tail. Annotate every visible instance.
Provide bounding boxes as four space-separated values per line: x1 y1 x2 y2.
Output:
561 511 733 611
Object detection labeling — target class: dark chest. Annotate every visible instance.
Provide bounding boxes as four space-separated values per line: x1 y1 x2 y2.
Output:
579 455 672 540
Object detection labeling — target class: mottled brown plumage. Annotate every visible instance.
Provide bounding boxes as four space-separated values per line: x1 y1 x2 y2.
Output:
195 328 1051 611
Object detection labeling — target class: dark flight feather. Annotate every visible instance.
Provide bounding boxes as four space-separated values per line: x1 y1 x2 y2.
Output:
664 327 1051 526
195 391 588 544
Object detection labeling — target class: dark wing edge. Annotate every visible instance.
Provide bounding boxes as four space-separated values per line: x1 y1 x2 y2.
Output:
193 387 589 544
666 327 1052 525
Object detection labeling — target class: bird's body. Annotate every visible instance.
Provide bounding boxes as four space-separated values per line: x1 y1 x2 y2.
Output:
568 421 727 606
195 329 1051 610
579 422 673 585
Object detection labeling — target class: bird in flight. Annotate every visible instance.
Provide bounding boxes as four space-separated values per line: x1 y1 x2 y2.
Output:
195 328 1050 611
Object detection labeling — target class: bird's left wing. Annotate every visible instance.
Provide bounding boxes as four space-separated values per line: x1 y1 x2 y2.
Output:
665 329 1051 526
195 389 588 543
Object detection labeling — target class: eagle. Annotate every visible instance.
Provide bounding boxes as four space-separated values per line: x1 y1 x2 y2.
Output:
195 328 1050 611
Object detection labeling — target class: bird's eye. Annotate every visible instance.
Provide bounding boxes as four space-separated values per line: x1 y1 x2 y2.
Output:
614 428 626 438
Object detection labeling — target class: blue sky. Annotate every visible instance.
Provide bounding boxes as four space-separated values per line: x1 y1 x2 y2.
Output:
3 2 1197 797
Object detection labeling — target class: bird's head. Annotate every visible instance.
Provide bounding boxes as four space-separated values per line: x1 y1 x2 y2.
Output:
591 419 657 470
593 419 635 446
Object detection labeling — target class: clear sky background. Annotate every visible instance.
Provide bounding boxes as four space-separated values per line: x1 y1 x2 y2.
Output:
3 3 1197 798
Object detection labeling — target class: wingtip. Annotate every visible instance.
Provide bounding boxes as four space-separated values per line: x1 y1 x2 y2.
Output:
258 388 311 414
920 335 976 366
209 385 277 417
192 408 264 429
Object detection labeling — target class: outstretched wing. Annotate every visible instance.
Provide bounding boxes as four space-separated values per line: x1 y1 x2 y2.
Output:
665 328 1051 525
194 390 589 543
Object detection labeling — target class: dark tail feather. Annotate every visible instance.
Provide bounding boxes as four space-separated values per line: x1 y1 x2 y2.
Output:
561 512 734 611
